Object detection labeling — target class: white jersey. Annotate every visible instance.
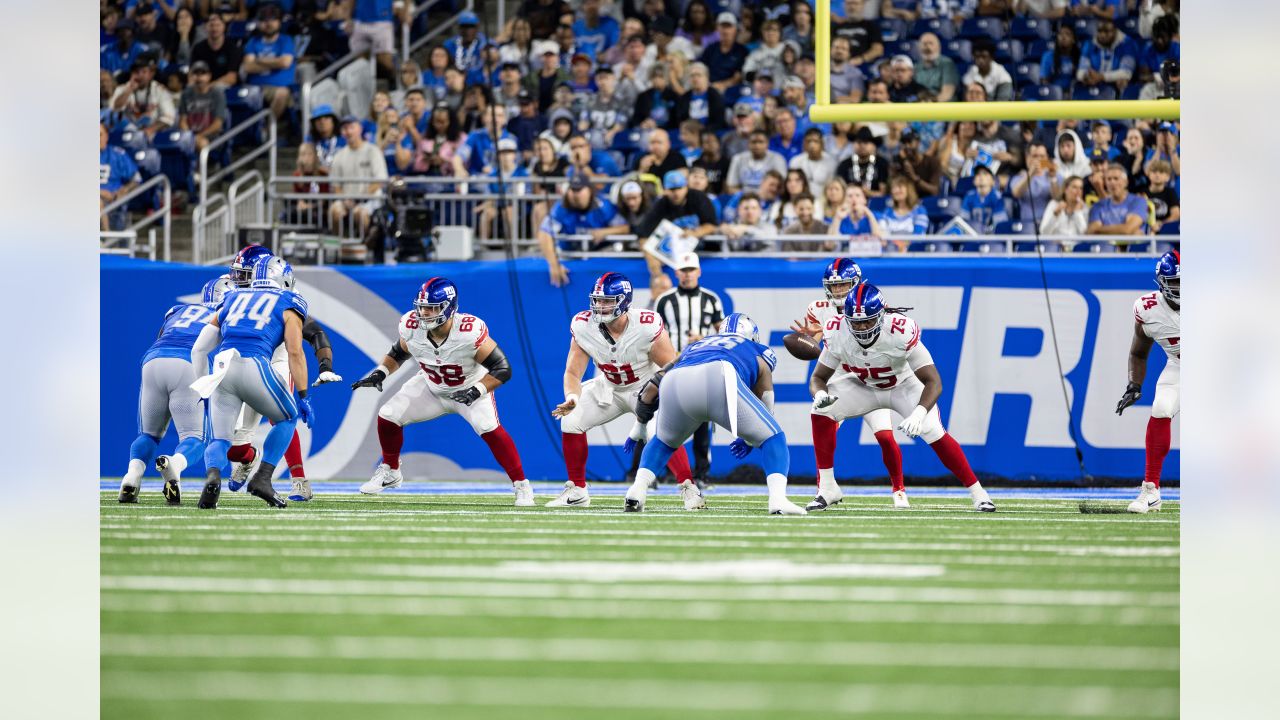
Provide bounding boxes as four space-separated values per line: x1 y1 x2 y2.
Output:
818 312 934 388
399 310 491 394
1134 291 1180 364
804 297 841 328
570 308 665 388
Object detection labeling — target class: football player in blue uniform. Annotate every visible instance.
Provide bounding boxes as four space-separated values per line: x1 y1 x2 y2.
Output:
629 313 807 515
119 274 233 504
190 256 314 508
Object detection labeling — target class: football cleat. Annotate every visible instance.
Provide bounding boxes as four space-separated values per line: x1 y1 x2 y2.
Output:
893 490 910 509
805 483 843 512
969 483 996 512
118 482 140 504
623 482 648 512
158 457 181 506
768 497 808 515
360 464 402 495
623 497 644 513
678 479 706 510
228 462 254 492
512 479 535 507
545 481 591 508
197 479 220 510
288 478 313 502
1127 482 1161 514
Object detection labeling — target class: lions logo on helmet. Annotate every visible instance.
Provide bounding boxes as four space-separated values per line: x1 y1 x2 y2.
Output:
230 245 274 287
1155 250 1180 305
718 312 761 344
589 272 634 324
414 277 460 329
822 257 863 301
249 256 294 290
201 274 234 308
843 282 886 345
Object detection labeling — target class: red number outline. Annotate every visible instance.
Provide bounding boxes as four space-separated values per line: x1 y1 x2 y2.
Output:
842 364 898 389
599 363 640 385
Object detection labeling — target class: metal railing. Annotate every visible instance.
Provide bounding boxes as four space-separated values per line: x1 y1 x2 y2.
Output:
192 194 234 265
228 170 266 233
197 109 277 210
402 0 465 62
99 174 172 261
406 0 472 57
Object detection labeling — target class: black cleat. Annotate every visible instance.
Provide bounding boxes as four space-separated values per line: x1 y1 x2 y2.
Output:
247 462 288 508
804 494 840 512
623 497 644 513
161 476 181 506
198 468 221 509
118 484 139 504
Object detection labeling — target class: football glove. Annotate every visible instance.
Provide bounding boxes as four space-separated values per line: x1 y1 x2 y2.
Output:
623 421 647 455
449 385 484 406
297 397 315 428
812 389 838 411
1115 382 1142 415
898 405 928 438
351 368 387 391
313 370 343 386
729 438 753 459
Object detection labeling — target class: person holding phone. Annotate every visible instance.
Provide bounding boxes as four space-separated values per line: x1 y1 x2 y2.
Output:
1008 142 1063 223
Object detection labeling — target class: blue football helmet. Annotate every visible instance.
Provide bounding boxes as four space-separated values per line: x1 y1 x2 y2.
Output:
843 282 886 345
822 257 863 301
201 274 233 308
1155 249 1180 305
414 277 459 329
718 312 761 343
230 245 274 287
589 272 634 323
250 256 294 290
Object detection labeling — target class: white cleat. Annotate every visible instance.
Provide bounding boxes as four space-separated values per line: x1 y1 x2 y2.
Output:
545 481 591 508
288 478 313 502
805 482 844 512
512 479 536 507
769 496 808 515
1127 482 1161 513
969 483 996 512
623 483 648 512
892 490 911 509
678 479 707 510
360 464 402 495
228 461 254 492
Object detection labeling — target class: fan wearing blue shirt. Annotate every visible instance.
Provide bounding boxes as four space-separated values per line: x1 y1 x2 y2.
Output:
1087 165 1148 238
538 176 627 285
452 105 514 176
443 11 489 75
573 0 619 59
702 15 750 91
241 5 296 119
829 185 886 238
1138 16 1179 87
100 122 141 231
101 20 145 75
1076 19 1138 92
768 110 804 163
960 165 1009 233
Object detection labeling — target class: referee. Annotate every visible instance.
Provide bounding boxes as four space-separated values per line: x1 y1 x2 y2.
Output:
654 252 724 484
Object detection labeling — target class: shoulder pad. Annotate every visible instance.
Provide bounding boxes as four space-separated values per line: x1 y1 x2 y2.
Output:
570 310 592 337
284 291 308 318
886 314 921 352
456 314 489 348
398 310 421 341
1133 292 1160 323
761 346 778 372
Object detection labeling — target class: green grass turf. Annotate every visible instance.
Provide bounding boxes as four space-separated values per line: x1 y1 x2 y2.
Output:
100 486 1178 720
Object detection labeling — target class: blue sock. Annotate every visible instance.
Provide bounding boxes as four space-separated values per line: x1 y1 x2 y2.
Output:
260 419 298 467
639 438 678 477
760 433 790 478
175 437 205 469
204 439 230 475
129 434 160 465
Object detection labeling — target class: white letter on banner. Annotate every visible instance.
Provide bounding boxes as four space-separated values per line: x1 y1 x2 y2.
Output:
1080 290 1180 449
950 288 1088 447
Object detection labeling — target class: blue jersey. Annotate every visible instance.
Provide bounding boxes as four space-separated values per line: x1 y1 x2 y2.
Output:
674 333 777 389
142 303 217 365
216 288 308 359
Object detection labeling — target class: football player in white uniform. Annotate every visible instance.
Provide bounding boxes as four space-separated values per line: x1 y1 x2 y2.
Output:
351 277 535 506
548 272 702 509
1116 250 1180 513
809 284 996 512
791 258 910 510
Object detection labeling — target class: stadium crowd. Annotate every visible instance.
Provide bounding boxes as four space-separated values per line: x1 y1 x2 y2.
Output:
100 1 1180 259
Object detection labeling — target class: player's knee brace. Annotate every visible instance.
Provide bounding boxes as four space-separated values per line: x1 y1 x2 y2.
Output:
759 433 791 478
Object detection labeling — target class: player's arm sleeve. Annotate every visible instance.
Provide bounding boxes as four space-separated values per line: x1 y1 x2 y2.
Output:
817 347 839 370
481 345 512 383
301 317 331 353
389 341 411 365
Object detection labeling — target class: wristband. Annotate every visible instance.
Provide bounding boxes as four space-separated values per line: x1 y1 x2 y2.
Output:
297 388 308 399
376 364 391 376
476 384 490 398
318 357 334 374
565 393 579 405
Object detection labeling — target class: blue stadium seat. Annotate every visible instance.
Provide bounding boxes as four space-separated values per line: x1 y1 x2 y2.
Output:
1073 240 1118 253
1026 38 1050 59
952 175 975 198
129 148 163 212
1003 196 1018 221
1021 84 1064 102
894 40 918 58
152 130 196 194
227 20 252 40
1121 83 1143 100
1014 62 1041 87
1158 220 1180 236
112 127 148 154
1010 17 1053 42
960 17 1006 42
878 18 906 43
226 85 265 148
1071 18 1097 39
923 196 963 227
1120 16 1141 37
911 18 956 41
868 195 889 214
995 39 1024 65
1015 240 1064 252
1072 84 1118 101
945 39 973 64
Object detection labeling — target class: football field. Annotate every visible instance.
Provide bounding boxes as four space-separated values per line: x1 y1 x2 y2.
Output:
100 482 1179 720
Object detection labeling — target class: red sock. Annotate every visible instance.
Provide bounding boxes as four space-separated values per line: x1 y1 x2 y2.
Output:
667 444 693 482
482 426 526 482
227 443 256 464
929 433 978 488
562 432 588 487
377 416 404 470
811 414 839 486
1145 417 1171 487
875 430 905 492
284 430 305 478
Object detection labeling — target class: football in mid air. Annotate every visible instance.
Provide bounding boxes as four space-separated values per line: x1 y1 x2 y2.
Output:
783 332 822 361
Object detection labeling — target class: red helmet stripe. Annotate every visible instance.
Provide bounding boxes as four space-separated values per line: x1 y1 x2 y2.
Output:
854 283 866 314
1171 249 1180 264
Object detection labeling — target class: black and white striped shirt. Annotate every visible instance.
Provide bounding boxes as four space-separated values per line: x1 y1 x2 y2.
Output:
654 285 725 352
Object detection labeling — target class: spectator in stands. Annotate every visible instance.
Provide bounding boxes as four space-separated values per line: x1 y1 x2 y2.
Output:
1054 127 1091 180
455 105 514 176
888 55 929 103
178 61 226 153
132 5 172 59
613 180 653 231
965 119 1020 178
100 122 141 231
962 39 1014 101
101 4 122 46
726 130 788 193
515 0 572 41
499 17 536 72
879 176 930 249
529 135 570 186
1088 165 1148 237
685 166 723 220
110 58 177 140
1039 175 1088 238
674 63 726 132
602 16 644 68
305 105 342 168
859 78 892 138
677 1 717 49
444 11 488 75
882 0 922 21
476 138 529 242
821 177 847 222
615 35 652 97
776 169 814 229
961 165 1008 233
188 14 238 89
828 184 885 239
784 1 815 56
416 48 445 102
525 45 569 111
566 134 619 186
827 36 866 104
913 32 957 102
329 116 389 238
1085 120 1119 162
1083 148 1109 205
836 127 889 197
566 54 598 100
793 52 818 101
1147 121 1179 177
539 175 626 285
241 4 295 120
166 7 198 67
721 103 757 159
1077 18 1138 92
781 193 832 250
458 84 497 135
102 19 145 77
1143 160 1179 234
544 109 576 148
376 107 409 173
637 128 688 179
779 76 809 120
791 127 838 201
100 70 118 111
769 110 803 163
1015 0 1068 19
1040 23 1081 91
636 169 720 289
1138 0 1176 38
833 0 884 67
1072 0 1123 21
1138 15 1179 93
677 121 704 165
891 128 942 198
694 131 731 195
744 20 790 80
720 192 778 249
1116 127 1149 192
703 14 750 92
573 0 619 58
288 143 330 225
508 90 547 155
643 16 697 78
397 88 431 149
823 122 854 164
1008 142 1060 221
402 102 458 176
755 170 784 226
935 121 975 186
493 62 524 119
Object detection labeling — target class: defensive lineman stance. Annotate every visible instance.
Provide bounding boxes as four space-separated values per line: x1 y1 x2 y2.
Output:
810 284 996 512
352 278 534 506
629 313 807 515
792 258 910 509
119 275 232 504
1116 250 1180 513
549 272 702 509
191 257 315 509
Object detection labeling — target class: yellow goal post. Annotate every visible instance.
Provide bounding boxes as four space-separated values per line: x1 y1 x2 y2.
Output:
811 0 1179 123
